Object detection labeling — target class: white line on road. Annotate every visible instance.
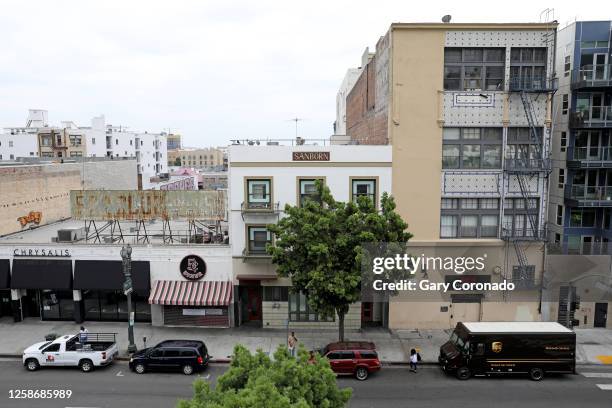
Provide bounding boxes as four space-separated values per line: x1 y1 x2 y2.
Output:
581 372 612 378
116 370 124 377
596 384 612 390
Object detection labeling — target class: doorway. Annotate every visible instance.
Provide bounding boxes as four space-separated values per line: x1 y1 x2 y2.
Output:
0 290 11 318
594 303 608 328
450 294 482 328
361 302 383 327
594 53 609 81
238 282 262 326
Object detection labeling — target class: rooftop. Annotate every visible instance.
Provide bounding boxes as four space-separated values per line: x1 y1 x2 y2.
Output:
462 322 573 334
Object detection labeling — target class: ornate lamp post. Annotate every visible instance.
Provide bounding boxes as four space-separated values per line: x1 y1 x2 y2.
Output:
120 244 137 353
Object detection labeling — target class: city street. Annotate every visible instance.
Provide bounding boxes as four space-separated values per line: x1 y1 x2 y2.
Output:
0 359 610 408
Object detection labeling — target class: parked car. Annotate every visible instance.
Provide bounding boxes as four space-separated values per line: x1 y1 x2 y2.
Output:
129 340 210 375
321 341 381 380
23 333 118 373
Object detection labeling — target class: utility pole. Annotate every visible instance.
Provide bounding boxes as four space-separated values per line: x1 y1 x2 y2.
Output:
120 244 137 353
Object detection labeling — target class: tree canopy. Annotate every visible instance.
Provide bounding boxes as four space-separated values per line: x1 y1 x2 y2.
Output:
267 181 412 340
177 345 351 408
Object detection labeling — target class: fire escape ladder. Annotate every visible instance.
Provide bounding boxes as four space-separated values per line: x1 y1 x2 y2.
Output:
519 91 543 159
516 173 539 239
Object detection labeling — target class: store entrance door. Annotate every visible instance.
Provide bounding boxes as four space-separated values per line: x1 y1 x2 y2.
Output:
0 290 12 318
594 303 608 328
239 283 262 325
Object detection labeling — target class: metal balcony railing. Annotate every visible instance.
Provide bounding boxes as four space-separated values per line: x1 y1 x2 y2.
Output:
501 227 545 241
572 64 612 88
571 146 612 161
568 185 612 202
508 75 557 92
570 106 612 128
241 200 280 213
548 242 612 256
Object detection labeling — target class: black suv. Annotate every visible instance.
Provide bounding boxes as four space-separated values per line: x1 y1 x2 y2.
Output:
129 340 210 375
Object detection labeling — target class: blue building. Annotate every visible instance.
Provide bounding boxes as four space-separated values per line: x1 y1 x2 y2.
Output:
550 21 612 255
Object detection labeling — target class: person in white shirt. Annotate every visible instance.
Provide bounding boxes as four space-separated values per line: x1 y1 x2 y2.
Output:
409 348 418 372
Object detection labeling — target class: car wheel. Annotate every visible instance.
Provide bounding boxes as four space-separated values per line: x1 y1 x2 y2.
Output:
25 359 40 372
529 367 544 381
79 359 94 373
355 367 369 381
456 366 471 380
182 364 194 375
134 363 146 374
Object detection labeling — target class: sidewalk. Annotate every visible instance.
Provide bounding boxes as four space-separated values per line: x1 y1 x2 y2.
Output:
0 318 610 365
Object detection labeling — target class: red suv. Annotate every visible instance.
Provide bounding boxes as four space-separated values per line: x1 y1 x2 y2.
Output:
321 342 381 380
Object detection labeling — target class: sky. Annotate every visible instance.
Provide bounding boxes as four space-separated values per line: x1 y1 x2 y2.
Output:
0 0 610 148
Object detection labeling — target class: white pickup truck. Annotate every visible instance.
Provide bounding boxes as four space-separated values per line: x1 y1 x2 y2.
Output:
23 333 119 373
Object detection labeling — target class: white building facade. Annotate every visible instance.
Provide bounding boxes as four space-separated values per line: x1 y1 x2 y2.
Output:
229 144 392 329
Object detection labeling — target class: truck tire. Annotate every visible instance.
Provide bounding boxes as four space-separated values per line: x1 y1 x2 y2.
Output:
529 367 544 381
134 363 146 374
182 364 194 375
79 359 94 373
355 367 369 381
25 359 40 372
456 366 471 380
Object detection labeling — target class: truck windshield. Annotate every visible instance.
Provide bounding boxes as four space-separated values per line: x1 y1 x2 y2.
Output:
449 331 469 352
38 342 52 350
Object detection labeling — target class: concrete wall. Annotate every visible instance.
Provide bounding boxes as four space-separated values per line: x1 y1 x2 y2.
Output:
262 301 361 330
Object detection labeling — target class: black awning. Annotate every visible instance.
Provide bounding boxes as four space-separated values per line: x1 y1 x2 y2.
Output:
0 260 9 289
11 259 72 290
74 260 150 296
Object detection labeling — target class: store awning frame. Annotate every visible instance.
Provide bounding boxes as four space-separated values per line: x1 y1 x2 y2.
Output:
11 259 72 290
0 260 10 289
74 260 150 296
149 280 233 306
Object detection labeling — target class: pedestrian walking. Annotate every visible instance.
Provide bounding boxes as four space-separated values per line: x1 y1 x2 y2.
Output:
409 348 419 372
79 326 89 344
288 331 298 357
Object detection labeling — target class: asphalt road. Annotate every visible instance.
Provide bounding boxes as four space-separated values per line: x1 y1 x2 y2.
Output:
0 359 610 408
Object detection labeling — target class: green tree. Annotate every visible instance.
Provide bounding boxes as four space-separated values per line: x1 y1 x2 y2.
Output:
173 157 182 166
177 344 351 408
267 181 412 341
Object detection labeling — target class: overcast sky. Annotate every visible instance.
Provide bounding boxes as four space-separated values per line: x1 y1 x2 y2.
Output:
0 1 609 147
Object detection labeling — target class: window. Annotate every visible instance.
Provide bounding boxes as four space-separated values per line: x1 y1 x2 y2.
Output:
581 40 610 49
69 135 82 146
130 140 133 145
461 198 478 209
509 47 547 90
512 265 536 289
441 198 459 209
442 128 502 169
9 140 13 147
263 287 289 302
480 215 499 237
351 178 377 206
444 48 505 90
503 198 539 237
41 136 51 146
562 94 568 115
479 198 499 209
115 138 118 145
247 226 271 254
164 349 180 358
564 55 571 77
92 137 95 145
298 178 324 207
560 131 567 152
10 154 14 160
44 343 61 352
569 209 596 228
289 291 332 322
70 151 83 158
440 215 458 238
554 233 561 244
558 169 565 189
246 179 272 209
460 215 478 237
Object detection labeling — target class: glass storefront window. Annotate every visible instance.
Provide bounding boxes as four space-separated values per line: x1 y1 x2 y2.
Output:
83 290 151 322
40 290 74 321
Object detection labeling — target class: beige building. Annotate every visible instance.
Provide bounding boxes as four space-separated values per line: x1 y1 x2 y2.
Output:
0 159 137 237
38 126 87 159
168 147 225 169
345 22 558 329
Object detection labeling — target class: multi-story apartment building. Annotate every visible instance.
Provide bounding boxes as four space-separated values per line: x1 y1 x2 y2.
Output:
228 143 392 329
334 65 363 136
169 147 225 170
0 110 167 189
166 133 182 150
344 21 558 329
545 21 612 329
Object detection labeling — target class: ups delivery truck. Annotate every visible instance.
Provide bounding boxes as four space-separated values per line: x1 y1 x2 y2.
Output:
439 322 576 381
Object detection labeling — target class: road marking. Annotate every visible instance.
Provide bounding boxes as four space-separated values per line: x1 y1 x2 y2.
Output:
581 372 612 378
596 384 612 390
116 370 124 377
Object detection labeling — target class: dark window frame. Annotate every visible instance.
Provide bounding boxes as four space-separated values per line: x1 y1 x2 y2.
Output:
444 47 506 91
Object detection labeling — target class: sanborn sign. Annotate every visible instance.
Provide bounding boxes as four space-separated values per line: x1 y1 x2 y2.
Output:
292 152 330 161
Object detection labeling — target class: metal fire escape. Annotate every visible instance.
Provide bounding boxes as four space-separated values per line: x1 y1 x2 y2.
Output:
503 19 557 290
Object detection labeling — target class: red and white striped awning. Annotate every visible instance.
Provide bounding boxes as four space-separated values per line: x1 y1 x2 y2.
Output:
148 280 233 306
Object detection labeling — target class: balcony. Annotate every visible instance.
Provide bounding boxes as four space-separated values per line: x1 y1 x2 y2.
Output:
504 158 550 172
569 106 612 128
508 76 557 92
565 184 612 207
571 65 612 89
548 242 612 256
567 146 612 168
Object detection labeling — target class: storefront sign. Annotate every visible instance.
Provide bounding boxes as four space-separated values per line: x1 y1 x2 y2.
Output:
13 248 71 257
180 255 206 281
182 308 223 316
292 152 330 161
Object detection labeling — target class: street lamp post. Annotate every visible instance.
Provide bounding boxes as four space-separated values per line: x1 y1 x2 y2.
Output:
120 244 137 354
